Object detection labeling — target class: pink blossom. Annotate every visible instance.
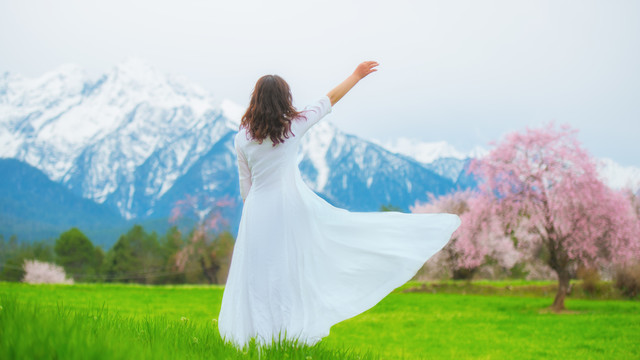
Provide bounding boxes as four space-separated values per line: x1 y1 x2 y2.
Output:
169 194 234 231
22 259 74 284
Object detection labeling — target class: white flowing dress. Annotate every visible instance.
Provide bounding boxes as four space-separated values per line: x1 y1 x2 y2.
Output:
218 95 461 348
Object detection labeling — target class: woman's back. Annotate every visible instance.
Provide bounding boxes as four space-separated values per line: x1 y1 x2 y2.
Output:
236 128 296 184
234 96 332 202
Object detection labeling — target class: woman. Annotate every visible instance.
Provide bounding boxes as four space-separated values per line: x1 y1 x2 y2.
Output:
218 61 461 348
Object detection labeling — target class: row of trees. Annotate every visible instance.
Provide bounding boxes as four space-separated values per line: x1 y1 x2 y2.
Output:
1 192 238 285
0 224 235 285
412 123 640 310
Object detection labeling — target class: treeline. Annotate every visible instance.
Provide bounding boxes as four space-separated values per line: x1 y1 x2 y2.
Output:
0 225 234 285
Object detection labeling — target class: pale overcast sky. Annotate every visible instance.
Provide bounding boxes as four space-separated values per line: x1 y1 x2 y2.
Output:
1 0 639 166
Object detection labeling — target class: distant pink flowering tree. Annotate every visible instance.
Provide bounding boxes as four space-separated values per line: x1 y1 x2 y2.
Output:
469 123 640 311
22 259 74 284
170 194 235 284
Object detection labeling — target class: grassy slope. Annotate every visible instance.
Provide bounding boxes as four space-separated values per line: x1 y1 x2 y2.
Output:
1 281 639 359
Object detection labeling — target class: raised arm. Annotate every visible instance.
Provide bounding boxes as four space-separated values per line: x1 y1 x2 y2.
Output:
326 61 379 106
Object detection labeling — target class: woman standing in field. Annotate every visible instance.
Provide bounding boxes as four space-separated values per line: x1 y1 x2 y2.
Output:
218 61 461 348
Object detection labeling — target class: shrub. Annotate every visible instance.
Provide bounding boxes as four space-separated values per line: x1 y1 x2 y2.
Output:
508 262 530 280
577 265 601 295
21 259 74 284
614 263 640 299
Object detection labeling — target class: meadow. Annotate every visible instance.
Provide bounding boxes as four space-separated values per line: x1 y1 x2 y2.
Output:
1 280 639 359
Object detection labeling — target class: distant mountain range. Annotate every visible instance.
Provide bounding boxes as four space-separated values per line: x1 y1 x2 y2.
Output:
1 59 638 246
0 59 471 246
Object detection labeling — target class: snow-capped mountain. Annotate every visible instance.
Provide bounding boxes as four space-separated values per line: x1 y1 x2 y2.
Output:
383 137 488 162
298 122 456 211
3 59 636 245
381 138 484 182
384 138 468 163
382 137 640 193
1 59 463 239
1 58 228 219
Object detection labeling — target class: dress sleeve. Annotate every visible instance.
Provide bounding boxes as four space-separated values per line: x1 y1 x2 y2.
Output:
235 136 252 201
293 95 333 136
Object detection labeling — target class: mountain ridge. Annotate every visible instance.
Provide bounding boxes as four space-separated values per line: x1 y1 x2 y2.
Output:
1 59 468 245
2 59 638 246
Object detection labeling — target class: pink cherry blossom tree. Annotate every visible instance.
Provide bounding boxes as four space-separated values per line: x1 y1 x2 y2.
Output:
469 123 640 311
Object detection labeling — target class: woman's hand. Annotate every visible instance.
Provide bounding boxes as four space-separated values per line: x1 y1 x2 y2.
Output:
327 61 379 106
353 61 379 80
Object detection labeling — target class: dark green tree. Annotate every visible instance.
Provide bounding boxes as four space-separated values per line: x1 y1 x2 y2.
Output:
54 228 96 282
159 226 186 284
93 246 105 276
211 231 235 284
102 235 139 283
102 235 140 282
380 204 403 212
102 225 164 284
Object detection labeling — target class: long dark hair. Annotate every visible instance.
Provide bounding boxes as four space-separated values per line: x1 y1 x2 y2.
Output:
240 75 305 146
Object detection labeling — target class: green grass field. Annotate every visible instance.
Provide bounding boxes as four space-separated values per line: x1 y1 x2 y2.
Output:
1 280 639 359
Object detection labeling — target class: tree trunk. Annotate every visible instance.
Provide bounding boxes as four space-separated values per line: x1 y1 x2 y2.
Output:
552 269 570 311
452 267 477 280
200 257 218 284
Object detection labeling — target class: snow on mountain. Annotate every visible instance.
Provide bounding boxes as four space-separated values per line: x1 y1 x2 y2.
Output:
297 122 456 211
5 58 635 232
2 59 464 225
0 64 89 175
421 157 467 182
382 138 640 193
299 121 335 191
381 138 485 182
220 98 245 128
597 158 640 193
467 146 489 159
1 58 226 218
383 138 467 163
